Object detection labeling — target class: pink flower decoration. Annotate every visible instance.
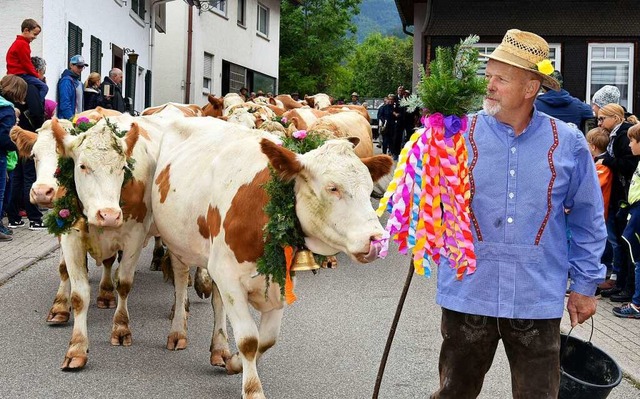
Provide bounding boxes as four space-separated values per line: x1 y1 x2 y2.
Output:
292 130 307 139
76 116 90 125
427 113 444 128
281 117 288 124
58 209 71 218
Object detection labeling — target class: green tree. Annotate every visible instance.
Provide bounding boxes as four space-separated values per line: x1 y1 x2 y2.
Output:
279 0 361 96
342 32 413 99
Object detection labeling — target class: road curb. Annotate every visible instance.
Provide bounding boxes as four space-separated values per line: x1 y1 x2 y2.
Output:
0 242 60 285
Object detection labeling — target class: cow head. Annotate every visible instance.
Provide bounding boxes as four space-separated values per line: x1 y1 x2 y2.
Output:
260 138 393 263
11 119 75 207
51 118 140 228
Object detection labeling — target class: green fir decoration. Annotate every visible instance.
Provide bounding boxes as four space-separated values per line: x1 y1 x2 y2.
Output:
414 35 487 116
256 132 327 295
44 118 136 235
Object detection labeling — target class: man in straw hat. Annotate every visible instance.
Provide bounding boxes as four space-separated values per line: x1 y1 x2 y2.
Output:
431 29 607 398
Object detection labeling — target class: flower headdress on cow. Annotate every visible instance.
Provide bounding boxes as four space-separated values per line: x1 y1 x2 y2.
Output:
377 35 487 279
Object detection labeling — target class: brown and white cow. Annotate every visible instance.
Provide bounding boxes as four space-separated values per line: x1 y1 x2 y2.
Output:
308 111 373 158
46 115 171 369
151 117 392 398
304 93 332 109
11 120 123 319
142 102 203 117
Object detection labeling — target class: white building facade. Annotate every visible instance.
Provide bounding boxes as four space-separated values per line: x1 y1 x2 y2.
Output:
0 0 170 113
153 0 281 105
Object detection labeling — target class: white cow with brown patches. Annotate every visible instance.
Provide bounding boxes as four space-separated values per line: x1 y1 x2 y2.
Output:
11 121 122 320
151 117 393 398
45 115 170 370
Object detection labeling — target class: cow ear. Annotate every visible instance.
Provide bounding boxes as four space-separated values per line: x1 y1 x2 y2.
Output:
207 94 216 104
52 117 71 156
346 136 361 148
10 126 38 158
361 155 394 182
260 138 302 182
123 123 140 158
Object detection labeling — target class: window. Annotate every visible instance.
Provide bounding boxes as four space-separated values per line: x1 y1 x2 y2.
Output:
210 0 226 14
252 71 275 94
67 22 82 61
229 62 247 93
473 43 561 77
237 0 246 26
257 3 269 37
203 52 214 93
131 0 146 20
587 43 634 110
90 36 102 75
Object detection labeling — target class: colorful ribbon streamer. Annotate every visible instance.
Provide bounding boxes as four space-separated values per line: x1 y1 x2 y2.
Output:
376 113 476 279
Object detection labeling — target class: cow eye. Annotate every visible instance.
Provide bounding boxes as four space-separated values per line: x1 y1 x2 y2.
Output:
79 164 87 170
327 185 340 195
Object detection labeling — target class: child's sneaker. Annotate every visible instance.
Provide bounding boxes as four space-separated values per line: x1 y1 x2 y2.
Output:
612 303 640 319
8 220 26 229
29 220 46 231
0 224 13 235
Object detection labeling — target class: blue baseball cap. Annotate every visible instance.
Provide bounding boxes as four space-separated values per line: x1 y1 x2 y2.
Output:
69 54 88 67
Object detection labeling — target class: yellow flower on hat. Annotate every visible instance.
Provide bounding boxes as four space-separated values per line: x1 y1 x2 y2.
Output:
536 59 554 75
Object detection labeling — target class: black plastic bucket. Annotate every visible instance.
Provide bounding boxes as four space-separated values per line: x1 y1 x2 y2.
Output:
558 321 622 399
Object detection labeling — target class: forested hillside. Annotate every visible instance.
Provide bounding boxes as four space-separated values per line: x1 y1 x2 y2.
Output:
353 0 408 42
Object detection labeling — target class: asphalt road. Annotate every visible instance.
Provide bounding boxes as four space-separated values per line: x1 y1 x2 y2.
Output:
1 234 639 398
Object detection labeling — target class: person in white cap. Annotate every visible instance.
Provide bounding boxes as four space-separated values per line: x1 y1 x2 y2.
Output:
431 29 606 398
349 91 360 105
56 54 88 119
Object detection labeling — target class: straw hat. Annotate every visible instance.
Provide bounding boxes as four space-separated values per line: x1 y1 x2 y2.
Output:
485 29 560 91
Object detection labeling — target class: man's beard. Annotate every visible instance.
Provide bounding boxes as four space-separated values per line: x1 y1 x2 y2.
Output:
483 98 501 116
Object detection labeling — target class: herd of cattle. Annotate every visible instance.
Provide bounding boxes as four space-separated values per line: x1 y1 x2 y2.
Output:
9 93 394 399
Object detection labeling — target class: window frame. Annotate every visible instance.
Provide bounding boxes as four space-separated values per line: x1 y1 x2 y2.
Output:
203 52 214 94
209 0 227 16
586 42 634 111
256 3 269 38
131 0 146 20
237 0 246 27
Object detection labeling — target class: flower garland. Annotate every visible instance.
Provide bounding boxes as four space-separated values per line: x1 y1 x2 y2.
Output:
44 117 136 235
257 130 326 303
376 35 487 279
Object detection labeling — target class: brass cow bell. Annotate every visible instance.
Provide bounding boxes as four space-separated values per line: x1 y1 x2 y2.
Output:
291 249 321 272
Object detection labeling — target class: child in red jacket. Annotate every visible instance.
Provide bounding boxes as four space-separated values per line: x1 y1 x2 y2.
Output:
5 18 48 101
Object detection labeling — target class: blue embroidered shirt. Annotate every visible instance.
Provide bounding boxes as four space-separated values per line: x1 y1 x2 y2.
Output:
436 109 607 319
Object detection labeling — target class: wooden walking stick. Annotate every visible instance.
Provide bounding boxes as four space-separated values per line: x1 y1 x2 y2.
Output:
372 259 415 399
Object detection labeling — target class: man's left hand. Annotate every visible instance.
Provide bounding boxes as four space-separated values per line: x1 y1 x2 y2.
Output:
566 291 597 327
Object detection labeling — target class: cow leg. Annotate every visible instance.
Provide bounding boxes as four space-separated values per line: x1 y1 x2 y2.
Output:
110 238 145 347
96 255 117 309
194 266 213 299
209 282 231 367
255 308 284 363
166 253 190 350
213 282 265 399
47 253 71 324
60 233 90 370
150 236 164 271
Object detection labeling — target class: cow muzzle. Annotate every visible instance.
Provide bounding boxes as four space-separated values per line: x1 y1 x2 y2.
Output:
354 235 383 263
95 208 123 228
30 184 56 207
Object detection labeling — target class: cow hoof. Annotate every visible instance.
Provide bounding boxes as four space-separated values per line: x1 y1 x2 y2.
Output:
210 349 232 367
61 354 87 370
225 353 243 375
110 328 132 346
96 295 117 309
46 310 70 324
167 332 188 350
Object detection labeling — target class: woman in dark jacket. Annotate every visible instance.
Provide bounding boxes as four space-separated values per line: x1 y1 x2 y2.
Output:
0 75 27 240
8 68 46 230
